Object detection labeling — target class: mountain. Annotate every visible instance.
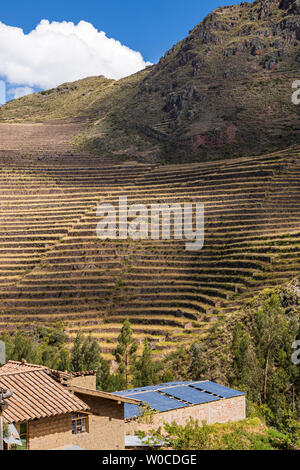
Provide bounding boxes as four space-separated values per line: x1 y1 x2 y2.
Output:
1 0 299 163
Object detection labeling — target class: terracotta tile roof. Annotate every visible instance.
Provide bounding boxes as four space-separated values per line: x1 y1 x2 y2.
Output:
0 361 46 374
0 361 89 424
0 361 96 383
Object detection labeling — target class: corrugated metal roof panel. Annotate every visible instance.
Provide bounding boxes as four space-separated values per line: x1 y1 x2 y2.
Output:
117 380 245 419
124 403 141 419
126 391 187 413
159 385 221 404
192 381 245 398
112 381 192 396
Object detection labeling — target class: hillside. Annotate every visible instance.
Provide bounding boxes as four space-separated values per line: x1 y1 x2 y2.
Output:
0 0 299 163
141 417 299 450
0 118 299 359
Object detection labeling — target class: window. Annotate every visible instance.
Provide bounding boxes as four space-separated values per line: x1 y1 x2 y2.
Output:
18 422 29 450
72 413 89 434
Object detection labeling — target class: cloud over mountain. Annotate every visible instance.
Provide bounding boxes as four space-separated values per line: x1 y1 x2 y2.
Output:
0 19 151 90
7 86 35 99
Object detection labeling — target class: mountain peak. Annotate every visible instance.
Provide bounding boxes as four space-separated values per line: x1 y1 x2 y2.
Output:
0 0 299 163
254 0 300 17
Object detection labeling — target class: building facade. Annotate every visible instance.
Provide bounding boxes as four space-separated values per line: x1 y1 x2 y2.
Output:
112 381 246 438
0 361 139 450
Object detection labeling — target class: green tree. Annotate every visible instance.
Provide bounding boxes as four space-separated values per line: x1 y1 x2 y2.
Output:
276 410 300 449
81 333 102 370
70 331 102 372
57 348 71 372
229 322 262 403
161 368 175 383
254 294 287 403
9 331 38 363
113 319 138 389
188 342 208 380
0 325 72 371
97 357 123 392
229 293 300 423
133 339 158 387
70 330 85 372
160 346 190 382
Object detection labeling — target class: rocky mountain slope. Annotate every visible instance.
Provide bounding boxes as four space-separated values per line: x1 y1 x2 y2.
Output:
0 0 299 163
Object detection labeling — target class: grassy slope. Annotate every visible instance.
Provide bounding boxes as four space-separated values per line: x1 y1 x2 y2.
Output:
159 417 296 450
0 76 116 122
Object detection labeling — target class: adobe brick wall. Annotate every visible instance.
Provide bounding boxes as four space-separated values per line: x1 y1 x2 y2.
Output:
125 396 245 435
14 395 125 450
26 414 72 450
69 375 97 390
73 394 125 450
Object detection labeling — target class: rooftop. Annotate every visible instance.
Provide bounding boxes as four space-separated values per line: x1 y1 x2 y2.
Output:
69 385 140 406
112 381 245 419
0 361 89 424
0 361 141 423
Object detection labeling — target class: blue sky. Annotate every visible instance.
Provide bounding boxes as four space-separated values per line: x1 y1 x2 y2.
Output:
1 0 241 63
0 0 242 102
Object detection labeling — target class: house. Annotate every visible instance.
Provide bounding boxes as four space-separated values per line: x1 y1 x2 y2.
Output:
0 360 140 450
112 380 246 441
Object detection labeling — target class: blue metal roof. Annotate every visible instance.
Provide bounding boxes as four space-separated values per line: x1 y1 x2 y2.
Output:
126 391 187 412
124 403 141 419
159 385 220 405
114 381 245 419
112 382 191 396
191 381 245 398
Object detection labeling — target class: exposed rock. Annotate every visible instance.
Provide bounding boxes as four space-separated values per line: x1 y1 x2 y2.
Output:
192 58 205 75
248 37 265 55
277 17 300 41
163 86 202 117
262 52 282 69
224 42 246 56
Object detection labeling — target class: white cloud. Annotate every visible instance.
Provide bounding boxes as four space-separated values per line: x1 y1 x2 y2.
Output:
7 86 34 99
0 20 151 90
0 80 5 104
